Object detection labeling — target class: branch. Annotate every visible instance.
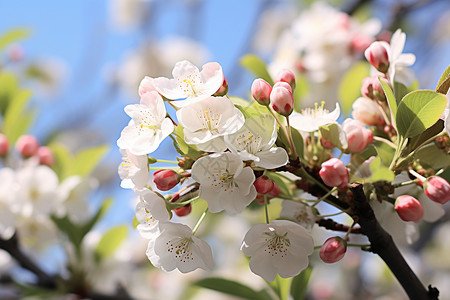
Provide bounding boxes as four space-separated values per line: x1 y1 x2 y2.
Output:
0 234 56 288
349 184 439 300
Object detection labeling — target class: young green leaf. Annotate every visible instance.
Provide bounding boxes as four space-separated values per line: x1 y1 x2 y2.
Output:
319 123 347 151
396 90 447 138
436 64 450 90
70 144 109 177
95 225 128 261
393 81 408 105
194 277 273 300
174 125 203 159
0 28 30 53
290 266 313 300
240 54 274 85
2 89 33 142
415 144 450 170
379 76 396 119
338 61 371 115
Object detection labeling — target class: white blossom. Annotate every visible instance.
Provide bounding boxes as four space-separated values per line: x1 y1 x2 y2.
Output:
118 149 150 190
0 168 18 239
146 222 213 273
191 152 257 214
290 103 340 132
280 200 316 230
135 189 170 239
241 220 314 282
225 114 288 169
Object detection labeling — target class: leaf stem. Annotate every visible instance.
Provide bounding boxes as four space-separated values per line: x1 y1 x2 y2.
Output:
264 195 270 224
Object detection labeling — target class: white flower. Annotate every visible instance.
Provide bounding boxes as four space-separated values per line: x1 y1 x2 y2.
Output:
0 168 18 239
387 29 416 86
241 220 314 282
444 90 450 136
191 152 257 214
280 200 316 230
118 149 150 190
224 114 289 169
289 103 340 132
146 222 213 273
176 96 244 146
16 165 60 218
135 189 170 239
58 176 98 224
117 91 174 155
153 60 224 107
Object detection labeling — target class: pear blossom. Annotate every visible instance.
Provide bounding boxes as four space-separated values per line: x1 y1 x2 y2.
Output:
117 91 174 155
280 200 316 230
290 103 340 132
152 60 224 107
118 149 150 190
146 222 213 273
176 96 244 147
191 152 257 214
135 189 170 239
224 114 288 169
0 168 18 239
241 220 314 282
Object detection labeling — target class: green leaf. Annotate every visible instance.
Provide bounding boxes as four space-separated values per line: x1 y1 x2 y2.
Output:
2 89 33 143
240 54 274 85
265 275 291 300
373 139 395 166
80 197 113 238
291 126 304 160
436 64 450 90
393 81 408 105
0 28 30 52
403 119 444 156
174 125 203 159
48 143 73 179
69 145 109 177
194 277 273 300
338 61 371 115
436 75 450 95
95 225 128 261
396 90 448 138
415 144 450 170
379 76 396 119
0 72 19 114
367 156 394 182
290 267 313 300
266 172 294 198
319 123 346 151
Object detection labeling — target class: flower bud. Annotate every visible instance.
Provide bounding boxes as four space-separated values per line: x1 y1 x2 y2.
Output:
268 182 280 197
272 81 292 94
213 77 229 97
0 134 9 156
153 169 180 191
395 195 424 222
424 176 450 204
364 41 390 73
254 175 274 194
173 204 192 217
351 34 374 54
270 86 294 116
320 137 335 149
37 146 55 167
342 119 373 153
275 69 296 90
319 158 349 188
16 135 40 158
351 97 385 127
251 78 272 106
361 75 387 102
319 237 347 263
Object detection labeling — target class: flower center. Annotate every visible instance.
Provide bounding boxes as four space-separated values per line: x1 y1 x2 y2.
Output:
264 231 290 257
135 107 160 134
235 131 263 154
197 109 222 134
301 101 328 119
178 73 203 97
166 237 195 263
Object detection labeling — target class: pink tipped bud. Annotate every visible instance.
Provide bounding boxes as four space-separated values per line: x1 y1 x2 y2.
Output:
273 81 292 94
351 34 374 54
138 76 156 96
320 137 335 149
251 79 272 106
254 175 274 194
351 97 385 127
361 75 387 102
37 146 55 167
153 169 180 191
364 41 390 73
0 134 9 156
319 158 349 188
16 135 40 158
275 69 296 90
320 237 347 263
270 86 294 116
214 77 229 96
424 176 450 204
395 195 424 222
268 182 280 197
173 204 192 217
342 119 373 153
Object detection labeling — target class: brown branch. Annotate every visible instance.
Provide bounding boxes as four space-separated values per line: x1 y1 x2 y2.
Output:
316 218 363 234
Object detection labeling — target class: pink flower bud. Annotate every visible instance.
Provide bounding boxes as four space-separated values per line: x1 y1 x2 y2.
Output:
424 177 450 204
319 158 349 188
351 97 385 127
153 169 180 191
173 204 192 217
320 237 347 263
138 76 156 96
37 146 55 167
268 182 280 197
351 34 374 54
275 69 296 90
270 86 294 116
254 175 274 194
251 78 272 106
0 134 9 156
364 41 390 73
320 137 335 149
16 135 40 158
213 77 229 96
395 195 424 222
273 81 292 94
342 119 373 153
361 75 387 102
